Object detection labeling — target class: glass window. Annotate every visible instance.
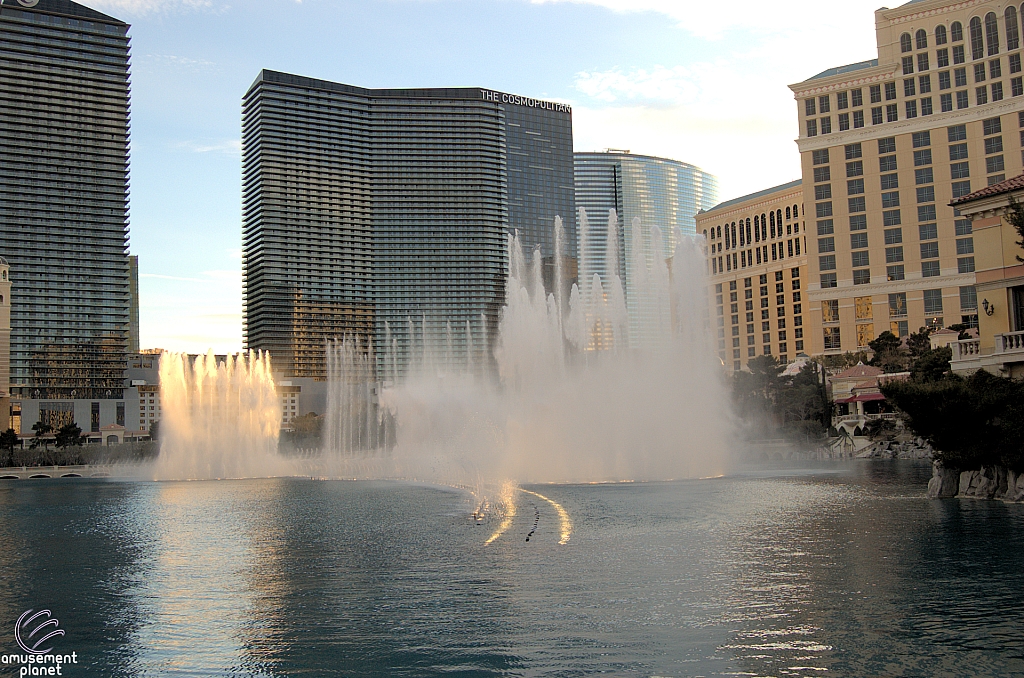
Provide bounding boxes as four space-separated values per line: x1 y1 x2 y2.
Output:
881 173 899 189
847 178 864 195
850 215 867 231
922 260 941 277
884 227 903 244
916 167 934 184
920 223 938 240
852 250 870 267
817 219 834 235
921 241 940 259
951 161 970 178
821 273 837 288
822 299 840 323
912 130 931 147
917 186 936 202
851 232 868 249
847 160 864 176
813 166 831 182
960 285 978 310
914 149 933 166
889 293 908 318
949 142 969 160
955 218 973 236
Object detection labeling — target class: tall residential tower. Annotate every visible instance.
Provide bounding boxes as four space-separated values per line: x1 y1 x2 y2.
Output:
242 71 575 379
0 0 132 430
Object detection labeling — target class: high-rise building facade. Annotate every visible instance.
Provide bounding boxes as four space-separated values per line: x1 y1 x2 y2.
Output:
790 0 1024 357
0 1 131 419
575 151 719 283
574 151 718 346
242 71 574 379
696 181 807 372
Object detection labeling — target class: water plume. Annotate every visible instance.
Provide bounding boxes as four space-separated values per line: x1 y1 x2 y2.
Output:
153 351 289 480
324 209 732 486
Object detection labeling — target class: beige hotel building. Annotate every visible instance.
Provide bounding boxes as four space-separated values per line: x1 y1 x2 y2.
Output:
790 0 1024 356
696 181 808 372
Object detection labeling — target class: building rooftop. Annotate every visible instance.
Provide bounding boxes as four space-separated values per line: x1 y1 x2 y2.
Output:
700 179 801 215
3 0 126 26
833 363 884 380
804 59 879 83
950 172 1024 205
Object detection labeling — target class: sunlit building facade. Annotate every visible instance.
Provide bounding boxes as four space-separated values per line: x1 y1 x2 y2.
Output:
790 0 1024 357
697 181 808 372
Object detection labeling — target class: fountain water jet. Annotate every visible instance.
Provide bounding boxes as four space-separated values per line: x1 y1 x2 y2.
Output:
153 350 289 480
323 208 732 485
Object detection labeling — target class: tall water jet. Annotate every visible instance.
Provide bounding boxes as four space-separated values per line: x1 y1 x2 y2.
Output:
325 209 731 485
153 351 288 480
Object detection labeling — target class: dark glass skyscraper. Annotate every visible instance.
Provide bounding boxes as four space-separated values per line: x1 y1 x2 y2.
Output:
0 0 131 401
242 71 574 379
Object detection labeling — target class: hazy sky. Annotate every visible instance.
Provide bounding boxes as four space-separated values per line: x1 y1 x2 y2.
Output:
88 0 887 353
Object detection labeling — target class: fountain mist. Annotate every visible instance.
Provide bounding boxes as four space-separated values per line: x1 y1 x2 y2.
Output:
324 209 732 484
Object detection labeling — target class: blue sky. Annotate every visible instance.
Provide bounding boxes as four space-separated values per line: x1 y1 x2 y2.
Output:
91 0 886 353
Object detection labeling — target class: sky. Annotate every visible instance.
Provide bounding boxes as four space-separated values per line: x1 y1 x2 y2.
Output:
87 0 890 353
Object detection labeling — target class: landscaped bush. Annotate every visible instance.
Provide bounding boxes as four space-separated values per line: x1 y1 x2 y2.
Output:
881 370 1024 471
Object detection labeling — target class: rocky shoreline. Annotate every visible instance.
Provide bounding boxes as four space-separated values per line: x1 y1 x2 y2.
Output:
927 462 1024 501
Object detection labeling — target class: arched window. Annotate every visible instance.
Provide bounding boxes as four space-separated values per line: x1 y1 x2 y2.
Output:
900 32 912 52
746 218 752 245
794 204 800 218
936 24 947 45
785 206 791 220
703 229 708 241
1007 6 1020 50
951 21 963 42
916 29 927 49
717 225 722 239
724 224 730 249
986 12 1000 55
739 220 746 247
731 222 737 248
777 210 782 228
970 17 984 59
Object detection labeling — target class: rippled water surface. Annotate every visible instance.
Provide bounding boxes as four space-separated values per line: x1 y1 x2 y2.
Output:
1 460 1023 677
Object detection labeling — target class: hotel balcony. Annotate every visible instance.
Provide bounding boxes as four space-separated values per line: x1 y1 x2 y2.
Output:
950 330 1024 377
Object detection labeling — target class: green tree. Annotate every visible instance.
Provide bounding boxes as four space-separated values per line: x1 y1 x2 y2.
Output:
910 345 952 383
0 428 17 467
1006 194 1024 263
55 423 85 449
778 362 830 442
732 356 783 433
947 323 973 340
820 351 870 372
29 421 53 449
148 419 160 441
906 326 933 358
868 331 910 373
881 370 1024 470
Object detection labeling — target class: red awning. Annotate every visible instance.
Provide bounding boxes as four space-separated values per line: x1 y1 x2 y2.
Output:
835 392 886 404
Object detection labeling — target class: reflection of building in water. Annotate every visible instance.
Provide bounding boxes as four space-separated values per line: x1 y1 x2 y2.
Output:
0 0 133 431
697 180 808 373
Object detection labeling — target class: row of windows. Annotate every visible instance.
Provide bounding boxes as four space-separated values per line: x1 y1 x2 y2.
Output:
711 237 803 274
901 9 1023 61
715 271 804 367
704 206 802 251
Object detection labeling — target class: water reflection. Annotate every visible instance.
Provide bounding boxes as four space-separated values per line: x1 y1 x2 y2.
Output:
0 462 1022 676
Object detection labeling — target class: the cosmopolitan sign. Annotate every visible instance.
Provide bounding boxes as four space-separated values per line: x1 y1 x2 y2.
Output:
480 90 571 113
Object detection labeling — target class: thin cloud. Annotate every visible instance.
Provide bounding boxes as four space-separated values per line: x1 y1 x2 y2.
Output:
88 0 213 15
175 139 242 155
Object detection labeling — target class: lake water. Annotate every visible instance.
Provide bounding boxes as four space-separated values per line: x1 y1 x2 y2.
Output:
1 460 1023 677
